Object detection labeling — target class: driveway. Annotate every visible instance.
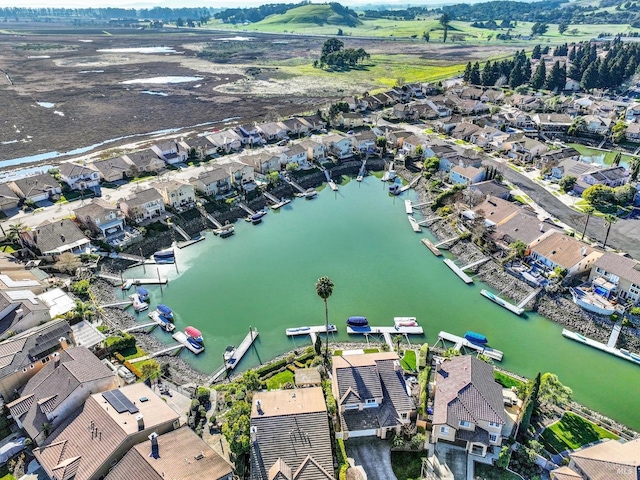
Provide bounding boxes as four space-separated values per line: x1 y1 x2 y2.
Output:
434 443 468 480
345 437 397 480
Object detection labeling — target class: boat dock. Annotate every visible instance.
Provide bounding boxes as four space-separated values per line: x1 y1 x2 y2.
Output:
172 331 205 354
408 216 421 232
562 329 640 366
434 236 459 248
286 324 337 344
382 161 395 182
480 289 524 316
516 287 543 310
421 238 442 256
443 259 474 284
405 200 413 214
436 331 503 361
101 274 168 285
225 328 258 369
177 236 205 249
398 175 421 194
121 321 157 333
238 202 256 216
607 323 622 348
171 223 191 241
346 325 424 350
100 301 133 308
263 191 291 210
357 160 367 182
129 344 184 363
323 169 338 191
148 310 175 331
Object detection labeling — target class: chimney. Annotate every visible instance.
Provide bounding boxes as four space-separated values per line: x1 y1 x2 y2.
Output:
136 414 145 431
256 399 263 415
59 337 68 349
581 246 587 256
149 432 159 459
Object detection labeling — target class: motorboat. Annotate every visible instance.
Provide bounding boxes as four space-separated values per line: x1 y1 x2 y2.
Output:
156 304 174 322
286 326 311 335
121 279 133 291
304 188 317 199
224 345 236 363
149 310 175 332
136 287 149 302
153 248 175 264
571 287 616 316
464 331 488 345
347 316 368 327
394 317 418 327
389 183 402 195
130 293 148 313
246 209 268 223
186 336 205 351
185 326 204 344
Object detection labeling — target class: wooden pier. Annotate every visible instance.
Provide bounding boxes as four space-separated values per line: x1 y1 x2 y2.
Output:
226 328 259 370
264 191 291 210
323 169 338 191
238 202 256 216
122 321 157 333
436 331 503 361
607 323 622 348
421 238 442 256
286 324 337 344
132 278 168 285
398 175 420 194
516 287 542 310
405 200 413 214
443 259 474 284
563 328 640 366
129 343 183 363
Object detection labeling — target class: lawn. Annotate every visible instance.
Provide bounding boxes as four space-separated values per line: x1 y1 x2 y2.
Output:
568 143 637 169
266 369 294 390
120 346 146 360
391 451 427 480
0 245 15 253
474 463 522 480
540 412 619 454
401 350 417 372
494 371 525 390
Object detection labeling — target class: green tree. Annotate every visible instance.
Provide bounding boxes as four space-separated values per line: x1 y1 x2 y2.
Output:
422 31 430 42
463 62 472 82
568 116 586 136
518 372 541 442
531 44 542 59
440 13 451 43
222 401 251 458
240 369 262 392
615 183 637 206
538 373 572 407
321 37 344 57
558 175 577 192
55 252 82 274
67 300 95 323
509 239 528 259
6 222 28 244
628 156 640 182
470 61 481 85
141 362 159 380
581 205 595 241
315 276 334 361
314 334 322 356
558 22 568 34
612 121 627 144
393 334 403 352
530 59 546 90
583 184 615 210
602 214 618 249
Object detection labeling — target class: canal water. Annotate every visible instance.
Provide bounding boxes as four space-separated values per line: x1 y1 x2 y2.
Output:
124 177 640 430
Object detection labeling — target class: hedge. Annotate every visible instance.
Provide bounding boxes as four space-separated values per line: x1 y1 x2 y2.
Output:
418 343 429 369
124 360 142 378
256 358 288 377
295 351 315 363
105 333 136 352
336 438 348 480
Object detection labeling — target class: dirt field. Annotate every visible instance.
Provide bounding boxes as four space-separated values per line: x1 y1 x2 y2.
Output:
0 25 520 164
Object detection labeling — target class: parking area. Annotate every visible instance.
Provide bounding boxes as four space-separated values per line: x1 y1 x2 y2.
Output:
345 437 397 480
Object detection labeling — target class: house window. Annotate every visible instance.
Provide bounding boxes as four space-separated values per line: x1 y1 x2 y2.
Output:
439 426 449 435
489 421 501 428
42 356 50 364
459 420 471 428
401 413 408 420
344 404 358 410
489 434 499 443
364 398 378 408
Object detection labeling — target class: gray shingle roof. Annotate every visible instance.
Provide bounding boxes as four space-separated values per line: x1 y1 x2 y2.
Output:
594 252 640 286
11 173 60 198
0 183 19 208
59 162 96 178
91 157 132 178
123 188 163 208
125 149 163 169
26 219 89 255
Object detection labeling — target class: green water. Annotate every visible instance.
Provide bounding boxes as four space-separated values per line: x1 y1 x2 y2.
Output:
124 178 640 431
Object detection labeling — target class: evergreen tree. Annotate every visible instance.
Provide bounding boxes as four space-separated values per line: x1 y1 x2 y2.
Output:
531 44 542 59
481 60 494 86
568 45 576 61
545 61 562 90
581 60 600 90
470 61 481 85
463 62 472 82
531 59 546 90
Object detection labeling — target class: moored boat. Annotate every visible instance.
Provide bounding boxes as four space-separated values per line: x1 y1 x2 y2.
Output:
185 326 204 344
130 293 148 313
153 248 175 264
148 310 175 332
347 316 368 327
464 331 488 345
121 279 133 291
389 183 401 195
223 345 236 363
137 287 149 302
570 287 616 316
394 317 418 327
156 304 174 322
186 336 205 351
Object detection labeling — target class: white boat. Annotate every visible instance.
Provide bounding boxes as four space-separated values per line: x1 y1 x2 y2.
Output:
129 293 148 312
153 248 175 264
394 317 418 327
571 287 616 315
121 279 133 291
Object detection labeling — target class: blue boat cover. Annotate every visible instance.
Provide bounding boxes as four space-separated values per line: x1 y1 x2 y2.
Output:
137 288 148 296
157 304 172 315
464 331 488 345
347 316 368 326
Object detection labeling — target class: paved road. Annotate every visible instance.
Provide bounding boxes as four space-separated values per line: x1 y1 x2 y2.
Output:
486 157 640 259
345 437 397 480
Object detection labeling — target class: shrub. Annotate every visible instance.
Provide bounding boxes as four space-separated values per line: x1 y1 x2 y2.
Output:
418 343 429 369
105 333 136 352
256 358 288 377
70 279 91 295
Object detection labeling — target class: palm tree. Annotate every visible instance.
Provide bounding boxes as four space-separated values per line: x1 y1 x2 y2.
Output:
581 206 594 241
602 214 618 249
6 222 28 245
315 276 334 361
67 300 95 323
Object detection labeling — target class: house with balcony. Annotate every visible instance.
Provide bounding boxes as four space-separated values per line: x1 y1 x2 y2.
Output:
532 113 573 133
119 188 166 225
450 165 486 185
334 112 365 129
74 198 126 241
237 124 265 146
152 179 196 210
0 320 73 401
242 152 281 174
256 122 288 142
58 162 101 192
297 139 326 162
332 352 415 439
431 355 506 457
8 173 61 204
191 167 233 197
180 136 217 160
528 231 603 276
207 129 243 154
589 252 640 305
0 289 51 340
297 114 326 131
250 387 334 480
8 346 116 445
0 183 20 214
34 383 180 480
323 134 354 159
281 118 310 137
504 136 549 162
574 165 628 195
551 438 640 480
123 150 166 175
625 122 640 143
91 157 134 182
280 144 309 169
351 130 377 154
20 219 90 256
401 135 430 159
151 140 187 165
106 426 233 480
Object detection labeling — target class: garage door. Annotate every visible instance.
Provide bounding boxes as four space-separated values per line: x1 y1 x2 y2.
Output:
347 429 377 438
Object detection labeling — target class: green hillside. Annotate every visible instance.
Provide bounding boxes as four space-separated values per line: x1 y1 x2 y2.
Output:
258 3 361 27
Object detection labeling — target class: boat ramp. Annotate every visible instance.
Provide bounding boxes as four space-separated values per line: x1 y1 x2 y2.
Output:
285 324 337 344
562 328 640 366
346 325 424 350
436 331 503 361
420 238 442 256
263 191 291 210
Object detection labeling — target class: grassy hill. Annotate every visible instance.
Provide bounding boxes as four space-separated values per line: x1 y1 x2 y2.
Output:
258 4 362 28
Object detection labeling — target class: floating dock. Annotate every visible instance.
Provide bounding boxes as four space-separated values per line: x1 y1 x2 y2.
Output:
131 278 168 285
408 216 421 232
357 160 367 182
437 331 503 361
421 238 442 256
398 175 420 193
286 324 337 344
480 289 524 316
443 259 474 284
226 328 259 370
347 324 424 350
148 310 175 332
264 191 291 210
405 200 413 214
172 331 205 355
562 329 640 366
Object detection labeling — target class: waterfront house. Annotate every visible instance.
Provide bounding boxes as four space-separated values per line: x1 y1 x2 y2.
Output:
450 165 486 185
550 438 640 480
532 113 573 133
280 144 309 169
8 173 61 204
323 134 354 160
0 289 50 340
91 157 134 182
589 252 640 305
538 148 581 170
34 383 180 480
250 387 334 480
386 130 414 149
470 196 521 226
20 219 90 256
281 117 310 137
152 179 196 210
236 125 264 146
58 162 101 192
574 165 628 195
401 135 430 159
227 161 256 189
297 139 326 162
431 356 506 458
332 352 415 439
550 159 595 181
0 320 73 401
582 115 612 136
256 121 288 142
431 145 458 161
123 150 165 175
8 346 116 445
191 166 233 197
118 188 165 225
495 211 561 246
0 183 20 213
528 231 603 276
150 140 187 165
74 198 126 241
106 426 233 480
241 152 281 174
180 136 217 160
351 130 377 154
206 129 243 154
